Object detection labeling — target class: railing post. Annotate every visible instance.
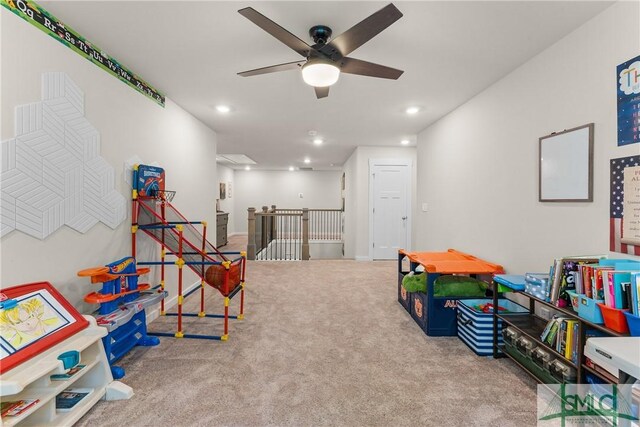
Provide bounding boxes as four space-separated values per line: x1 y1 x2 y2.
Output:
270 205 277 238
261 206 269 248
247 207 256 260
302 208 310 260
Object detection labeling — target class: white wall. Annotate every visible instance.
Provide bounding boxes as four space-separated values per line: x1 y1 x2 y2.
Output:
217 164 236 234
232 170 342 233
342 150 358 259
415 1 640 273
0 10 218 310
342 146 417 260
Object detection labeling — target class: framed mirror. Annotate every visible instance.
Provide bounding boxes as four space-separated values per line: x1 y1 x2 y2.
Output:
539 123 594 202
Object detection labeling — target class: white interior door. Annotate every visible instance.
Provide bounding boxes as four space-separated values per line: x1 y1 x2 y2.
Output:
371 163 409 260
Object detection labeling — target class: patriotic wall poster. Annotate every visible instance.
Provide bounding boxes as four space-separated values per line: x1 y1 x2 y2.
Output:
610 155 640 255
623 165 640 246
617 55 640 146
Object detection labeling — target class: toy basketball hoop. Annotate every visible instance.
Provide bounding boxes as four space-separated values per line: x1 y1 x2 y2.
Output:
153 190 175 202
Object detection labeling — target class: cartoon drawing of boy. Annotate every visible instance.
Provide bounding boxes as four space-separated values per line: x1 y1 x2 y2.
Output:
0 297 61 348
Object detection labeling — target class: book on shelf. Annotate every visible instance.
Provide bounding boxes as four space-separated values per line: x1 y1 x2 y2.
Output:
613 272 631 309
56 388 93 412
593 266 614 301
540 316 578 363
585 357 619 383
632 272 640 316
541 316 561 344
1 399 39 418
570 321 580 365
50 364 86 381
564 320 577 360
622 282 633 312
556 319 567 354
573 271 583 294
548 259 563 303
580 264 594 299
550 257 602 305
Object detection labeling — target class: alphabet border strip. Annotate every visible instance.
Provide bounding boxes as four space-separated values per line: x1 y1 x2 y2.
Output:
2 0 166 107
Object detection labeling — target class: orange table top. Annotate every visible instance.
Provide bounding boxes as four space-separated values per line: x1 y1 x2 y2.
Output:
399 249 504 274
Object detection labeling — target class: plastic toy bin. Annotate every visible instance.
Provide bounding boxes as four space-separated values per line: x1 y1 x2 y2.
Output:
597 304 629 334
577 295 605 324
397 274 411 313
397 249 504 337
624 312 640 337
457 298 528 356
566 290 580 311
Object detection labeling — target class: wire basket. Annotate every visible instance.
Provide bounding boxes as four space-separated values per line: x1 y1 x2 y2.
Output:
152 190 176 202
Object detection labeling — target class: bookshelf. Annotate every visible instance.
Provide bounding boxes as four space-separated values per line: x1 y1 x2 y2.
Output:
492 286 628 384
0 316 132 426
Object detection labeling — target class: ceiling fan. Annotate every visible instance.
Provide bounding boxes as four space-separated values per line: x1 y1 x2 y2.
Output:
237 3 404 99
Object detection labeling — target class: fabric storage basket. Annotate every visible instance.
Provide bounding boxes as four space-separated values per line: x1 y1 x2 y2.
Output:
524 273 550 300
457 299 528 356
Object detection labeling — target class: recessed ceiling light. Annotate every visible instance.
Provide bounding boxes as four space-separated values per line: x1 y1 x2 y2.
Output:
216 105 231 113
313 138 323 145
304 158 311 164
401 139 410 145
289 166 295 171
244 165 251 171
405 106 419 115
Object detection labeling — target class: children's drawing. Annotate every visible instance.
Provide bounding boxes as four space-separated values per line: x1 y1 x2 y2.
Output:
0 291 72 352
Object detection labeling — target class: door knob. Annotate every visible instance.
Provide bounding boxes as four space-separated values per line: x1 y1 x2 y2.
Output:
402 216 407 220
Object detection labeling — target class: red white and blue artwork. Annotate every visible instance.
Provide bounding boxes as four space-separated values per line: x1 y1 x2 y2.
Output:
617 55 640 146
610 155 640 255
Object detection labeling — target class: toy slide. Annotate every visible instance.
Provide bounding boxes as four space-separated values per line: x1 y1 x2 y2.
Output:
136 198 241 296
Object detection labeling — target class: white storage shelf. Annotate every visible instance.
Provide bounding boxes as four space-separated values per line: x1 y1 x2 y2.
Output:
1 316 132 426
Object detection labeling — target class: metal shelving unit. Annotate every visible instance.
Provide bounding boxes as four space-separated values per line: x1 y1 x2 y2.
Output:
491 283 628 384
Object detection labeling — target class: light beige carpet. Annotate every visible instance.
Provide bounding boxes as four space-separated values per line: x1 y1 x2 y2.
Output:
77 259 537 426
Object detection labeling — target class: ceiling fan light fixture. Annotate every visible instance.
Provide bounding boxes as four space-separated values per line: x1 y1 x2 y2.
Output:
302 59 340 87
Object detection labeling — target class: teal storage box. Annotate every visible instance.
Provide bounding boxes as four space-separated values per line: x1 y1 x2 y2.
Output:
457 299 528 356
577 295 604 324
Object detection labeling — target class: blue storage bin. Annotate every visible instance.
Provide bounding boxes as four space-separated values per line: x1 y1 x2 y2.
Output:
577 295 604 324
457 298 528 356
410 291 480 336
624 312 640 337
410 292 427 330
397 273 411 313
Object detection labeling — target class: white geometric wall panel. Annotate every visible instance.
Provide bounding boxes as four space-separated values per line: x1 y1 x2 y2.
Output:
0 72 126 239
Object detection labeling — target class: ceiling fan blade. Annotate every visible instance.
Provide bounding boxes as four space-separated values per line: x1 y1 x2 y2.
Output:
319 3 402 58
340 57 403 79
238 60 306 77
314 86 330 99
238 7 312 57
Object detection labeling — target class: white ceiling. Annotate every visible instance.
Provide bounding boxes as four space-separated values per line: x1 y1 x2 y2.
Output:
41 1 612 170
